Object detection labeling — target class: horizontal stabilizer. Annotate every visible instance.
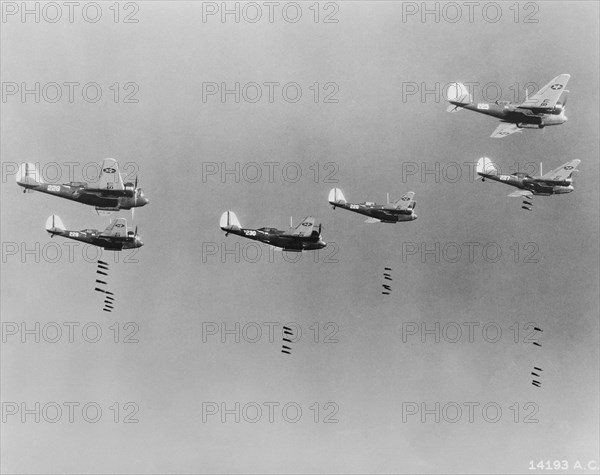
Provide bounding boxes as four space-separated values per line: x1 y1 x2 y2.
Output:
508 189 533 199
96 208 115 217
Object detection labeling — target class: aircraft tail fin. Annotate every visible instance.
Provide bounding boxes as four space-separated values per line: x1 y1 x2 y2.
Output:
476 157 498 177
328 188 346 205
446 82 472 111
45 215 65 234
17 163 44 187
220 211 242 232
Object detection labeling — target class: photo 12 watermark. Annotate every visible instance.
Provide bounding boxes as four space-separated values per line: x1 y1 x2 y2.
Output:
2 82 139 104
2 241 141 264
1 2 140 24
399 160 542 184
401 81 541 104
201 161 339 184
201 2 340 24
201 241 339 264
201 81 339 104
401 401 539 423
201 401 339 423
1 401 140 423
400 2 540 24
400 321 541 344
397 241 541 264
201 321 339 344
1 321 140 344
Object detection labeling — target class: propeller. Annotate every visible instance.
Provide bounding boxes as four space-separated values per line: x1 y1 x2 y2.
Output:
318 224 322 235
131 176 139 220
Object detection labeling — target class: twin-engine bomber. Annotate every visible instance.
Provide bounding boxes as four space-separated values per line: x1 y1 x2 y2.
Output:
447 74 570 138
220 211 326 252
476 157 580 210
46 215 143 251
17 158 149 216
328 188 417 223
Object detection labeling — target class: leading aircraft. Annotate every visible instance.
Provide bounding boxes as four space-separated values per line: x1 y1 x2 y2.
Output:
476 157 580 210
219 211 326 251
17 159 149 215
446 74 570 138
328 188 417 223
45 215 143 250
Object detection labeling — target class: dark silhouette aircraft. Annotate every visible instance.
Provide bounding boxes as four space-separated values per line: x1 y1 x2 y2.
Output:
17 159 149 215
447 74 570 138
476 157 580 210
46 215 143 250
328 188 417 223
219 211 326 251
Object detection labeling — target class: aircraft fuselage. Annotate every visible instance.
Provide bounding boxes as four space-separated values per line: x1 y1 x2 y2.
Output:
480 173 574 196
223 227 326 251
20 182 148 210
48 228 143 250
451 101 568 127
331 202 417 223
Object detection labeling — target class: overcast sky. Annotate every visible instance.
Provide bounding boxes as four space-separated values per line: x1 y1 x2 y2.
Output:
1 1 599 474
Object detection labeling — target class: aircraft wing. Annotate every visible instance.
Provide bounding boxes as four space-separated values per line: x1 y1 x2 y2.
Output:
491 122 521 138
507 190 533 199
518 74 570 110
100 218 128 237
97 158 124 191
389 192 415 210
539 159 581 182
364 217 381 223
283 217 316 237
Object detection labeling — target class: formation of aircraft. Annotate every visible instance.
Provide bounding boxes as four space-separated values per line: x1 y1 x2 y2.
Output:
17 75 579 261
46 215 143 250
476 157 580 210
447 74 570 138
328 188 417 223
219 211 326 252
17 158 149 215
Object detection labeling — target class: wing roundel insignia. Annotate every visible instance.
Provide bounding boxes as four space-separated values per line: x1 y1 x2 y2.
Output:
103 167 117 173
550 84 563 90
401 197 410 201
564 166 573 170
301 222 311 226
115 223 125 227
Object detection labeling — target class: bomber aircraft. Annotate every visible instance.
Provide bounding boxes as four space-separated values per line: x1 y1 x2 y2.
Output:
45 215 143 250
328 188 417 223
476 157 580 210
447 74 570 138
17 159 149 215
219 211 326 251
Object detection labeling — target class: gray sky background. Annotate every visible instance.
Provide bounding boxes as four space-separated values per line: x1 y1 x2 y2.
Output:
1 1 599 473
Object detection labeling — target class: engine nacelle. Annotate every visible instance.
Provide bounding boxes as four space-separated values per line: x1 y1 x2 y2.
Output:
123 183 135 197
551 103 564 115
517 123 542 129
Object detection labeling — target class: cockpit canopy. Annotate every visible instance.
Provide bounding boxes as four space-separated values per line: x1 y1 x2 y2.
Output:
257 227 278 234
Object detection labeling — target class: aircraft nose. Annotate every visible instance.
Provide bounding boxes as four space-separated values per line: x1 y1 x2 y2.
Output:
412 213 418 220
